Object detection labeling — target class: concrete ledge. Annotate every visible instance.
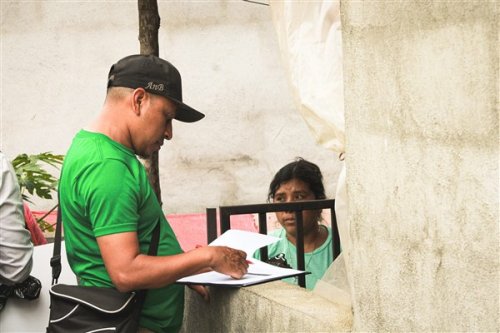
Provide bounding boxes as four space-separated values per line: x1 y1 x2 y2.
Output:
181 280 353 332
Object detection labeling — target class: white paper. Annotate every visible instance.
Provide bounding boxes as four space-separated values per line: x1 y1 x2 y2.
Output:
177 230 307 287
177 259 306 287
209 229 281 257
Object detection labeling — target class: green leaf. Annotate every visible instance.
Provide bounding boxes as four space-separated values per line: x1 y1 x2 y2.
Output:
11 152 64 232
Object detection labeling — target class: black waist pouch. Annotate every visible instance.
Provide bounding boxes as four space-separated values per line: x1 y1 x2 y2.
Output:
46 284 140 333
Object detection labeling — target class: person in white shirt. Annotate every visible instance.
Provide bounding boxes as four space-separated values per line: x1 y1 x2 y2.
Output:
0 151 33 286
0 151 40 311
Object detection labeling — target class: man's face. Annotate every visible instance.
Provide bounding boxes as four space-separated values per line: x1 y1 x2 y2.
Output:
272 178 321 238
133 93 177 159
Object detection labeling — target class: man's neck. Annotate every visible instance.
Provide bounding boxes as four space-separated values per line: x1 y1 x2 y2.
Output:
87 106 133 150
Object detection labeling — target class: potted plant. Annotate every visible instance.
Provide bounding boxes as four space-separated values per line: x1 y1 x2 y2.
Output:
12 152 64 233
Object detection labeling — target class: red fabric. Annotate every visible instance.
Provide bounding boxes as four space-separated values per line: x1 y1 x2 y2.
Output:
165 213 258 251
26 209 259 251
23 203 47 246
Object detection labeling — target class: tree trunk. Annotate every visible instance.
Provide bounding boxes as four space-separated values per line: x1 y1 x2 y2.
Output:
137 0 162 205
138 0 160 56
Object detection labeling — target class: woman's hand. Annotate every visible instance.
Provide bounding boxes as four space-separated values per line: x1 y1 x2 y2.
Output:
188 284 210 302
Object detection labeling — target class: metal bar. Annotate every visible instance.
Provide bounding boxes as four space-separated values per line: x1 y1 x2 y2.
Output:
258 212 268 261
206 208 218 244
330 201 341 260
219 208 231 235
219 199 334 215
295 211 306 288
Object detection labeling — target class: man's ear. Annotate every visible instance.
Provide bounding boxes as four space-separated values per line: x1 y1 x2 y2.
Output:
132 88 146 115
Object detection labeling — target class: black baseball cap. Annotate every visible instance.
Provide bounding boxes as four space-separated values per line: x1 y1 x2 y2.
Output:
107 54 205 123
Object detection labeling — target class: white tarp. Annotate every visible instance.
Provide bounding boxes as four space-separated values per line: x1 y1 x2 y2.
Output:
270 0 345 154
269 0 351 302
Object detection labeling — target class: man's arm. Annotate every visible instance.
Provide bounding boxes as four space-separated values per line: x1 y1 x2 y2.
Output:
97 232 248 292
0 152 33 286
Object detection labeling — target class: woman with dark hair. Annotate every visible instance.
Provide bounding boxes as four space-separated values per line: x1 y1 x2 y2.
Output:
255 157 333 289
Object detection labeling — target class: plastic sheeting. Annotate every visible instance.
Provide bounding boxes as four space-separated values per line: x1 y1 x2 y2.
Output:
269 0 351 303
270 0 345 154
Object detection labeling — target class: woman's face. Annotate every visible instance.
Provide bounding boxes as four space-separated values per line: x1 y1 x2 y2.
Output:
272 178 321 237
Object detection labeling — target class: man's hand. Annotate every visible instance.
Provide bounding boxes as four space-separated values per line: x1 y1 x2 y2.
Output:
209 246 249 279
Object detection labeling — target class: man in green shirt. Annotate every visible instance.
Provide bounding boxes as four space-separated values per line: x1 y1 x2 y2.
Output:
59 55 249 332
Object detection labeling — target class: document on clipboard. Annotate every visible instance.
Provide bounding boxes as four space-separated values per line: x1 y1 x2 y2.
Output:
176 230 308 287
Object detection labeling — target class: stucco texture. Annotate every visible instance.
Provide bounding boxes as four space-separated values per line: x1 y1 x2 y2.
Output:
0 1 342 213
342 1 498 331
181 281 353 332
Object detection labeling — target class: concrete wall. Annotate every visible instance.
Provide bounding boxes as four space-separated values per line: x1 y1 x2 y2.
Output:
0 1 342 213
181 281 352 332
341 1 499 331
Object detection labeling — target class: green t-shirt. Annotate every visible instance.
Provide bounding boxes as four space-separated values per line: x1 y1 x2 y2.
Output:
254 226 333 290
59 130 184 333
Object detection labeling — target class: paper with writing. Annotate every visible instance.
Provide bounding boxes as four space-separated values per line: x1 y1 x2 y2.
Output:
176 230 308 287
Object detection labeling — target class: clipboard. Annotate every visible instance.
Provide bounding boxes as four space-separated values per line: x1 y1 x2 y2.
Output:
176 259 309 287
176 230 308 287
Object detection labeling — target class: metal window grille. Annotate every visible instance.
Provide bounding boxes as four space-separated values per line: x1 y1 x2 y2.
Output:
206 199 340 288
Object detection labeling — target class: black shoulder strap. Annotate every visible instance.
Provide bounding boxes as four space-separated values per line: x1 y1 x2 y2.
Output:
134 220 161 312
50 192 62 285
50 192 162 292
